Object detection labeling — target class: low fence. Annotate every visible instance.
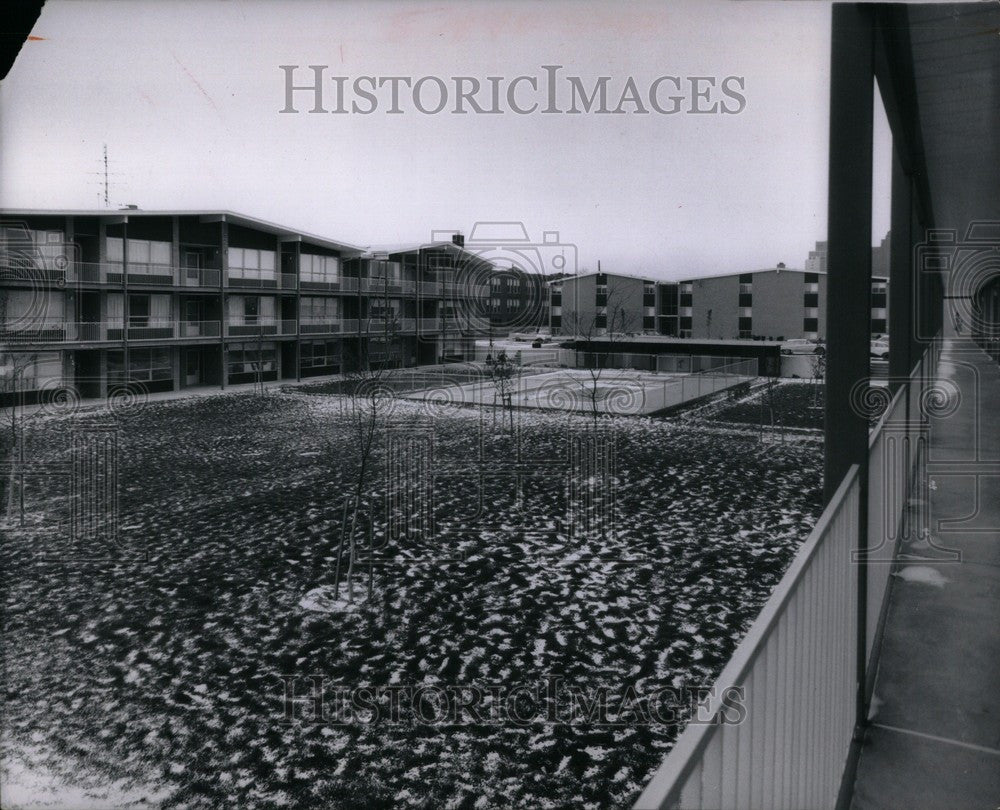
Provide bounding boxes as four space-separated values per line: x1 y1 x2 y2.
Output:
634 341 938 810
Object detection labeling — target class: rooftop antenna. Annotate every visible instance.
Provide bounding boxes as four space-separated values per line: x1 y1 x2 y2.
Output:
87 143 123 208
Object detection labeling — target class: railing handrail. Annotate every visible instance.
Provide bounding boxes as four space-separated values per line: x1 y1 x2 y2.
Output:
635 463 861 810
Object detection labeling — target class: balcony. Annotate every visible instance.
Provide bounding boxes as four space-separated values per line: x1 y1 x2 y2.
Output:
224 318 297 338
635 342 942 810
68 262 222 288
0 320 222 344
299 318 343 336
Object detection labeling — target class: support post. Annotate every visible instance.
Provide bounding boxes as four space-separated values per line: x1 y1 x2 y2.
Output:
888 144 914 389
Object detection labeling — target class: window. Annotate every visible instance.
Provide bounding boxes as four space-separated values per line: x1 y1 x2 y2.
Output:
805 273 819 284
595 314 607 328
738 293 753 308
300 253 340 283
738 316 752 337
227 295 275 325
804 317 819 332
228 247 277 282
1 227 67 271
129 294 150 326
300 297 339 321
739 274 754 284
301 340 340 368
804 292 819 308
108 348 172 383
680 316 693 331
107 238 171 275
228 342 276 375
680 292 693 307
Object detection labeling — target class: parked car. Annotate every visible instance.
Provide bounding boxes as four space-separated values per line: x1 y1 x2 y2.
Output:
531 338 544 348
870 338 890 359
781 338 825 356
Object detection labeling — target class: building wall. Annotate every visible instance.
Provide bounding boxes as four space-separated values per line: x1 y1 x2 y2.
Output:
686 275 740 339
555 273 645 335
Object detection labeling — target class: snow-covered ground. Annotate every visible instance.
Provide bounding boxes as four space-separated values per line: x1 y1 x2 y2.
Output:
2 391 822 809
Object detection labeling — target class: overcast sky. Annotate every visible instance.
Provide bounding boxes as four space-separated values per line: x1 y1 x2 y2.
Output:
0 0 892 279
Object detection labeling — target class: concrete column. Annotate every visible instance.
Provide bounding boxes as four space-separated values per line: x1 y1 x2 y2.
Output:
824 3 875 503
220 220 228 390
888 145 914 387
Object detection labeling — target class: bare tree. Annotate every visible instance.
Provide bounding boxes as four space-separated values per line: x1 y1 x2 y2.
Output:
563 283 636 429
332 260 402 603
483 336 519 433
808 349 826 407
0 351 38 525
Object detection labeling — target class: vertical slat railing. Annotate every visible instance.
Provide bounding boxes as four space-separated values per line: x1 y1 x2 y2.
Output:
634 467 861 810
635 339 938 810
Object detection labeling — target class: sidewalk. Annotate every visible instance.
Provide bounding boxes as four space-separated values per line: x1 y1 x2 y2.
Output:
851 337 1000 808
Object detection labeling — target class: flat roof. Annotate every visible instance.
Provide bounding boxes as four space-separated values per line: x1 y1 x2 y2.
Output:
0 208 366 254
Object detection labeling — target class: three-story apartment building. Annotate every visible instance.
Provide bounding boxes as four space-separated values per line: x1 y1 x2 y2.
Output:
0 210 484 404
549 266 889 341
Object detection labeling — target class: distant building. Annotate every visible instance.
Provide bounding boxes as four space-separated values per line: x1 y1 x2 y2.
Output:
805 241 828 274
805 232 891 278
549 264 888 341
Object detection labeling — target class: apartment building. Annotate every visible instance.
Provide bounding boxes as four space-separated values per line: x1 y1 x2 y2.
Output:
549 265 889 341
0 210 484 404
483 263 548 333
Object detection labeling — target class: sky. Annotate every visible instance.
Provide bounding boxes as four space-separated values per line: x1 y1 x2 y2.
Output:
0 0 892 280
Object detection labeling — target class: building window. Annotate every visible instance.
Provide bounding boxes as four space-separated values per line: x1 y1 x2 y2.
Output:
680 292 693 307
804 292 819 307
228 342 276 376
107 238 171 275
107 348 172 383
739 273 754 284
227 295 275 324
595 314 607 328
739 293 753 308
680 316 693 331
300 253 340 283
805 273 819 284
228 247 277 282
301 340 340 368
300 297 339 320
804 317 819 332
738 317 752 338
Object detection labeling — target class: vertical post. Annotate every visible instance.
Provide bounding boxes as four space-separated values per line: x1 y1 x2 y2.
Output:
219 219 228 390
294 241 302 382
825 3 874 501
121 219 129 391
824 3 874 743
888 145 914 389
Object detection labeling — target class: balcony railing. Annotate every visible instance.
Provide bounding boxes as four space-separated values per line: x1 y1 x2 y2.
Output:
634 342 939 810
299 319 343 335
224 319 297 337
0 320 223 343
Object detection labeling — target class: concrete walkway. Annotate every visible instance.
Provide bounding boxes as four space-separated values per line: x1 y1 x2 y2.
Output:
851 337 1000 809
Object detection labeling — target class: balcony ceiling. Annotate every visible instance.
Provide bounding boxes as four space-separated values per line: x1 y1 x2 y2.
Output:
909 3 1000 231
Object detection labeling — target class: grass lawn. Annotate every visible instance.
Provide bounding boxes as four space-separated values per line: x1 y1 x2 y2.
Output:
2 391 822 809
706 381 826 430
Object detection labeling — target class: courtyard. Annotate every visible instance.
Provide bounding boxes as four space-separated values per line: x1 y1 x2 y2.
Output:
1 388 822 808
